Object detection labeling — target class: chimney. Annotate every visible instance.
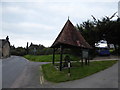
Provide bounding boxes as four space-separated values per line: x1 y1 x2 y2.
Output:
6 36 9 41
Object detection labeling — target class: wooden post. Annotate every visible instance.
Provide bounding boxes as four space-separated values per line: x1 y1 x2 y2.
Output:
81 58 83 66
85 58 87 65
88 58 90 65
81 48 84 66
60 45 63 71
88 50 90 65
68 62 71 76
52 48 55 65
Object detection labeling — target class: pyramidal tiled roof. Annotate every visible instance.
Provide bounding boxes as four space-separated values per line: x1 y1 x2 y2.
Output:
51 19 92 49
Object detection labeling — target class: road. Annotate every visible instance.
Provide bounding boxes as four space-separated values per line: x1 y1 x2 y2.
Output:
2 56 49 88
2 56 27 88
2 56 119 88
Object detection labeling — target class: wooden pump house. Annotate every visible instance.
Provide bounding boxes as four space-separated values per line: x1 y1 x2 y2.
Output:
51 19 91 71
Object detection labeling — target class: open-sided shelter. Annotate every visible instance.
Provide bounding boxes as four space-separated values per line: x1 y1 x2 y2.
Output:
51 19 92 71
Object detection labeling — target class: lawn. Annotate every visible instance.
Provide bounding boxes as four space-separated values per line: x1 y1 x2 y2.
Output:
42 60 118 83
24 54 80 62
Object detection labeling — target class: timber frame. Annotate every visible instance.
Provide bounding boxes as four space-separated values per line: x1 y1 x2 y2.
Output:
51 19 92 71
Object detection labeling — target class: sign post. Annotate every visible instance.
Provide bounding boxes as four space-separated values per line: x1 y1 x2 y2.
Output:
68 61 71 76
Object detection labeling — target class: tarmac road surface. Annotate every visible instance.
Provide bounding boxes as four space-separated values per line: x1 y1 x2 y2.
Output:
2 56 49 88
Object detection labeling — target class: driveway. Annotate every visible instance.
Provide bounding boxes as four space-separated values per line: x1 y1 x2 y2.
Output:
2 56 119 88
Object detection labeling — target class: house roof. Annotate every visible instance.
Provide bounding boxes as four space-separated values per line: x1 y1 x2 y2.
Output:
51 19 92 49
0 39 10 48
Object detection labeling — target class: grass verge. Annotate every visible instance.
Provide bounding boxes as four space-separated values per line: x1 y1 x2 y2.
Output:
42 60 117 83
24 54 80 62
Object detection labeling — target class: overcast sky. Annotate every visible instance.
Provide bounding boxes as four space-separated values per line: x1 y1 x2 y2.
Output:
0 0 119 47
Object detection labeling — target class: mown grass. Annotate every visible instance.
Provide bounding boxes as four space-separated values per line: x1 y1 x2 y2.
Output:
42 60 118 83
24 54 80 62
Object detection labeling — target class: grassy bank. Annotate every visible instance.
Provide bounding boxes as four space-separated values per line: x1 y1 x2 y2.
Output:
24 54 80 62
42 60 117 83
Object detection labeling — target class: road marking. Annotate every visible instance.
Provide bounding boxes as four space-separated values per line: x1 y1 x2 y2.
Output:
40 76 42 84
39 66 45 85
41 76 44 83
40 75 44 85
